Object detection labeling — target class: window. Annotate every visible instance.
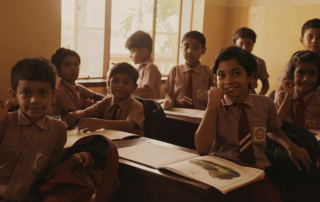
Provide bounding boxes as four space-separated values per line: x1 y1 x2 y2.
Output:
61 0 182 78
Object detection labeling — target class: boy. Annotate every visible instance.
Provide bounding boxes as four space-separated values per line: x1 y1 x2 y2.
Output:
0 57 93 201
67 62 145 136
164 31 215 110
276 18 320 98
233 27 270 95
51 48 105 122
195 46 311 201
125 31 162 99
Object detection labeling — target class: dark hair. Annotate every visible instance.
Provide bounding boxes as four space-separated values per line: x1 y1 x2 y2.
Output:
286 50 320 90
212 46 257 88
181 31 206 48
232 27 257 44
125 31 153 54
109 62 139 84
51 48 81 70
11 57 57 91
301 18 320 37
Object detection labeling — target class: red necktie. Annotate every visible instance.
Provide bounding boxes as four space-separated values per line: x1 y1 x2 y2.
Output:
295 97 305 126
235 103 256 165
184 70 194 108
110 104 120 120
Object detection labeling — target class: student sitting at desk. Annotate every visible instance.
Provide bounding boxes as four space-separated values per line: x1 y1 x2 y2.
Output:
67 62 145 136
275 50 320 129
194 46 311 202
163 31 215 110
0 57 94 201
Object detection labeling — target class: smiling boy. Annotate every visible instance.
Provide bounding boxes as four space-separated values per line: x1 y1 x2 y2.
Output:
67 62 145 136
164 31 215 110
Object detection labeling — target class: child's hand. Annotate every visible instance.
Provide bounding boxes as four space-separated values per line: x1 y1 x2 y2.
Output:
283 80 295 95
71 152 95 168
163 99 173 110
288 144 312 172
78 118 105 132
66 112 79 126
0 99 13 122
207 87 224 110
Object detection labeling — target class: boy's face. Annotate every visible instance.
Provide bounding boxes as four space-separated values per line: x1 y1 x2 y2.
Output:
215 58 255 103
235 37 254 53
300 28 320 54
129 48 147 64
181 37 206 68
109 73 137 102
58 56 80 83
294 62 319 96
9 80 58 122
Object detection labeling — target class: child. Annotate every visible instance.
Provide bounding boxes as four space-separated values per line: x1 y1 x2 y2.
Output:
276 18 320 98
194 46 311 201
164 31 215 110
275 51 320 129
51 48 105 122
0 57 94 201
125 30 162 99
66 62 145 136
233 27 270 95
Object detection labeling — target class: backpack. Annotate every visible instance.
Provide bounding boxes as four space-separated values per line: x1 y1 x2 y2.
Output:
37 135 119 202
134 97 168 141
265 120 320 202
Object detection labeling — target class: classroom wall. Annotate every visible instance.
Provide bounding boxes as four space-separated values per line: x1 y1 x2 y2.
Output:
0 0 62 102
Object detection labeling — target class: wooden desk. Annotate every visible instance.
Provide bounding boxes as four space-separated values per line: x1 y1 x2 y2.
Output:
166 115 202 150
113 137 254 202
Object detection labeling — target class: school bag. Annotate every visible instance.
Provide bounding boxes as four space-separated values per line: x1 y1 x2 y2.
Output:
37 135 119 202
265 120 320 202
134 97 168 141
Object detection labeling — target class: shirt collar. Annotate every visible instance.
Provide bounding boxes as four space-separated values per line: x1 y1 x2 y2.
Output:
292 90 314 102
108 96 133 111
60 78 79 91
138 57 154 70
183 62 202 73
17 109 48 129
222 92 253 108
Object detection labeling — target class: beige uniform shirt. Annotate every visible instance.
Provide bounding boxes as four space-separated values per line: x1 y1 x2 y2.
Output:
0 110 66 201
135 57 162 99
275 90 320 128
252 55 269 89
78 97 145 136
164 63 215 110
208 93 281 169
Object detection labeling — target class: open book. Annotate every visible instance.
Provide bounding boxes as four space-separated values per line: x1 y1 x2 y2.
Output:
66 129 138 148
118 142 264 194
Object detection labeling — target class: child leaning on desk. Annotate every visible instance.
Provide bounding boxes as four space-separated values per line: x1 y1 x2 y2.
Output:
0 57 94 202
194 46 311 202
66 62 145 136
163 31 215 110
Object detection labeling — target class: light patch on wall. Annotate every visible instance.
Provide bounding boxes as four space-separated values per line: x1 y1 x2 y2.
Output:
206 0 320 7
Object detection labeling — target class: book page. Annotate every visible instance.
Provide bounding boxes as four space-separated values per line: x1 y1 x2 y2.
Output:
309 129 320 141
65 129 138 148
162 106 200 117
190 110 205 119
118 142 199 169
161 155 264 194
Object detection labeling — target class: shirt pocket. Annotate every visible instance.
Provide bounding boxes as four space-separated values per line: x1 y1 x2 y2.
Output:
31 147 48 175
250 121 267 146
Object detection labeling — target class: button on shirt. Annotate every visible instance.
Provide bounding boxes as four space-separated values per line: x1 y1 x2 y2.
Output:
0 109 67 201
275 90 320 128
208 93 281 169
77 97 145 136
164 63 215 110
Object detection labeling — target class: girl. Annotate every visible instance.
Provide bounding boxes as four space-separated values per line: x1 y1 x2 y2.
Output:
275 51 320 129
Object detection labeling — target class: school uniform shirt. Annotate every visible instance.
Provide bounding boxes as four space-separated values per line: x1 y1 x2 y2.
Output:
52 79 101 122
77 97 145 136
274 90 320 128
164 62 215 110
278 61 320 95
0 109 66 201
135 57 162 99
251 55 269 89
208 93 281 169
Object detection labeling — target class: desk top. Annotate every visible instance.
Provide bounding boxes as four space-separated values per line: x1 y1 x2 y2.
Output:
165 114 202 124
